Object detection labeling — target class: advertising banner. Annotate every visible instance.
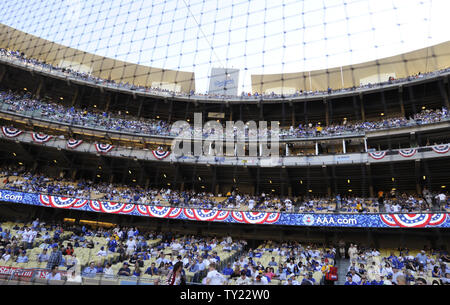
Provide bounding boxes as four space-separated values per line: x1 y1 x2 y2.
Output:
0 189 448 228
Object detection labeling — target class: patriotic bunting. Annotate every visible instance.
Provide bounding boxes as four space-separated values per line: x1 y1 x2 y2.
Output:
67 139 83 149
95 143 114 154
398 148 417 158
3 190 450 228
379 214 448 228
31 132 52 144
432 144 450 154
152 150 171 160
1 127 23 138
368 151 387 160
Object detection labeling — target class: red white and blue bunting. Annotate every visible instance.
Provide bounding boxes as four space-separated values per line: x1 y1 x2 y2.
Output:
432 144 450 154
380 213 448 228
398 148 417 158
152 150 171 160
1 127 23 138
4 191 450 228
368 151 387 160
95 143 114 154
67 139 83 149
31 133 52 144
232 211 271 224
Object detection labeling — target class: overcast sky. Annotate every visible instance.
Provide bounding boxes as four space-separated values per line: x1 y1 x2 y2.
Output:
1 0 449 93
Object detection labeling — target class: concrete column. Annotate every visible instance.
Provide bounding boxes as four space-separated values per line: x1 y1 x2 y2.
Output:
360 95 366 121
291 104 295 127
215 184 220 196
71 87 79 107
366 163 374 198
0 66 6 83
35 78 44 99
399 87 405 117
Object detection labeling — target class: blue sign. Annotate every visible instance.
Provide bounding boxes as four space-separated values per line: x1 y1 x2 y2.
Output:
0 189 448 229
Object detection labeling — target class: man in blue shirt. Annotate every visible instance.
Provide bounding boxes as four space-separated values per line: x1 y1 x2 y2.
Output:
416 250 428 266
344 276 358 285
268 257 278 267
16 252 29 263
82 262 97 278
108 239 117 252
145 262 159 276
222 263 234 276
189 260 200 274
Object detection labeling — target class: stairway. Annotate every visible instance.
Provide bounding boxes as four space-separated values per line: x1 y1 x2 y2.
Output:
335 257 350 285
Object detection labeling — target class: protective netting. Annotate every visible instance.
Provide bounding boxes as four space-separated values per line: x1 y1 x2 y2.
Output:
0 0 449 96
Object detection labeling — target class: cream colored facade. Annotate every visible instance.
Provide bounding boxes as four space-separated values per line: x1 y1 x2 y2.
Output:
0 24 196 93
251 41 450 94
1 23 449 96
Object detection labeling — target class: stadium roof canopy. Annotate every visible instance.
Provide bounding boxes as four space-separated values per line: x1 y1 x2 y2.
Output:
0 0 449 94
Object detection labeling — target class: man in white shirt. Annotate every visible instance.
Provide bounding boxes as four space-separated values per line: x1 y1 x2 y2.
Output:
235 272 252 285
171 240 183 253
103 263 114 277
46 266 62 281
205 263 226 285
350 269 361 284
435 193 447 210
1 251 11 262
125 237 136 255
348 244 358 262
248 198 255 210
21 228 30 245
97 247 107 256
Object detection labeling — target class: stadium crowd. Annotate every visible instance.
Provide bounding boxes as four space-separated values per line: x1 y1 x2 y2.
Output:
1 165 448 213
0 88 449 140
0 217 448 285
343 243 450 285
0 217 247 284
2 47 450 100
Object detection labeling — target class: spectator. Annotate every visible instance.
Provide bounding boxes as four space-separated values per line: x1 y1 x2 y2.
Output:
117 262 131 276
344 275 358 285
235 271 252 285
145 262 159 276
46 265 62 281
66 268 82 283
38 249 49 262
16 251 28 263
46 246 62 269
104 263 114 277
166 261 186 285
82 262 97 278
205 263 226 285
222 263 234 276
